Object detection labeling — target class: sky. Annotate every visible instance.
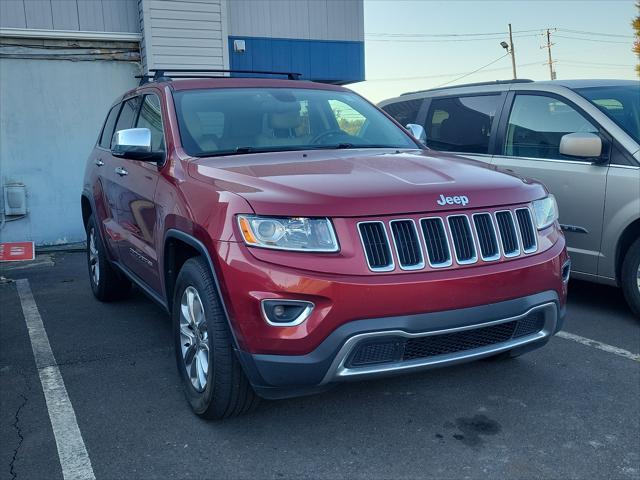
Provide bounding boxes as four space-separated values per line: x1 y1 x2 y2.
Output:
350 0 639 102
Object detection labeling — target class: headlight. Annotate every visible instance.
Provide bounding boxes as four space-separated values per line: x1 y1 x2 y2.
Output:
237 215 339 252
532 195 558 230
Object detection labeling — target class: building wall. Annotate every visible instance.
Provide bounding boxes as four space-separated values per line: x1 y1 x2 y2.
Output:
227 0 364 83
228 0 364 41
0 0 139 33
0 58 139 245
139 0 228 71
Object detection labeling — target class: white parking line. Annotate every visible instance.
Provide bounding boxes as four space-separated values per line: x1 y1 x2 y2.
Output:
16 279 96 480
556 331 640 362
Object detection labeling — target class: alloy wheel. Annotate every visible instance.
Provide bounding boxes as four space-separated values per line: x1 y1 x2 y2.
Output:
179 286 210 392
89 228 100 286
636 264 640 295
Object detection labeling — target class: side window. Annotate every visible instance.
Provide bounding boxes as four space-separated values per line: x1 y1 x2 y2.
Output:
504 94 598 160
112 97 141 146
98 104 121 149
382 99 422 127
424 95 500 154
136 94 164 152
329 99 366 136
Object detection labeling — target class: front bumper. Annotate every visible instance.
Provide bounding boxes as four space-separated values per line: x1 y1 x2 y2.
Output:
237 290 565 400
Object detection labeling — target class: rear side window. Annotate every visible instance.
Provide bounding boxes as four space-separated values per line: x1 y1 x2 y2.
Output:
424 95 500 154
504 94 598 161
382 99 422 127
113 97 141 143
98 105 121 149
136 94 164 152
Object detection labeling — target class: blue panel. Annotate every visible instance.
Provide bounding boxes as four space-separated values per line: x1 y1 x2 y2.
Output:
229 36 365 84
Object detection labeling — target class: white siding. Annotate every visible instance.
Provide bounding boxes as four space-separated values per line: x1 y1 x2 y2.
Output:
228 0 364 41
139 0 228 71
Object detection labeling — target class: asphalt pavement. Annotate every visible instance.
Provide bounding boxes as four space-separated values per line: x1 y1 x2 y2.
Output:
1 252 639 480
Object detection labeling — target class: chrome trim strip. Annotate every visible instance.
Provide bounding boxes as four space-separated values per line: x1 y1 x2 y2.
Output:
494 210 521 258
446 214 478 265
260 299 315 327
389 219 426 271
418 217 453 268
515 207 539 254
357 221 395 272
471 212 501 262
320 302 557 384
609 164 640 170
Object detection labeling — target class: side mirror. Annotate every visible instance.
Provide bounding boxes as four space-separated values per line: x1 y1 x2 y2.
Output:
559 132 602 160
112 128 160 162
406 123 427 144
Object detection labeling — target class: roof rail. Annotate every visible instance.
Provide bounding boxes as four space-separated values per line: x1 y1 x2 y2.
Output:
136 68 302 85
400 79 534 96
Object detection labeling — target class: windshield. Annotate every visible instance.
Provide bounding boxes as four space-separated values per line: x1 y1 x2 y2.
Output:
575 85 640 144
173 87 419 157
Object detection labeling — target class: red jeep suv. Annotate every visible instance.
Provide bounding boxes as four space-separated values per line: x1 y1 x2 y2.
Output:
82 70 569 419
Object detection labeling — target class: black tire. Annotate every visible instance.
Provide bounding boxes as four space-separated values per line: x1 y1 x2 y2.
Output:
621 238 640 318
86 214 131 301
172 257 259 419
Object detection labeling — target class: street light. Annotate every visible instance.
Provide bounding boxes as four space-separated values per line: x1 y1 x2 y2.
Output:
501 24 517 79
500 41 509 50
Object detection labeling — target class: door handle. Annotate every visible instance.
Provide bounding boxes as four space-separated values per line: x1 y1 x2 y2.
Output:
95 159 104 167
115 167 128 177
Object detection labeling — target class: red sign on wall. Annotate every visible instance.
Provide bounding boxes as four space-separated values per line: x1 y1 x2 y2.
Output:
0 242 35 262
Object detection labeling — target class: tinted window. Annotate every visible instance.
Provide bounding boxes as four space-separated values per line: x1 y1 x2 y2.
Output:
505 95 598 160
113 97 141 145
136 94 164 152
99 104 121 149
424 95 500 154
575 85 640 144
382 99 422 127
173 88 418 157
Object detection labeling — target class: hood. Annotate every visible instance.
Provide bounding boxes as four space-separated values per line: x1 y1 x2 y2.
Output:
189 149 547 217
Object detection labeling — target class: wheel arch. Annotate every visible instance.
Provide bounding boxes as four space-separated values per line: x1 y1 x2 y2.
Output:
615 217 640 283
163 229 241 349
81 192 93 229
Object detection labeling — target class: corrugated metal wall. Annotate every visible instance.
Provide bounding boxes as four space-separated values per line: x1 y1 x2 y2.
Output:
228 0 364 41
139 0 227 71
0 0 139 32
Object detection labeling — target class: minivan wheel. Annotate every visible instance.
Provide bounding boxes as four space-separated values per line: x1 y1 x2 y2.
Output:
172 257 259 419
86 214 131 301
621 238 640 318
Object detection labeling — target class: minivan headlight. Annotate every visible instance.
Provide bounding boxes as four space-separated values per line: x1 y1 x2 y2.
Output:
237 215 339 252
532 195 558 230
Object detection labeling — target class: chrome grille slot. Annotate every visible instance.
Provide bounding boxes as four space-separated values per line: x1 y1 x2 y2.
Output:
495 211 520 257
473 213 500 261
420 218 452 267
447 215 477 264
390 220 424 270
515 208 537 253
358 221 394 271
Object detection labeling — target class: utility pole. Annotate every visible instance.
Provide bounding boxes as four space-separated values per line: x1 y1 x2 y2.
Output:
542 28 557 80
508 23 517 79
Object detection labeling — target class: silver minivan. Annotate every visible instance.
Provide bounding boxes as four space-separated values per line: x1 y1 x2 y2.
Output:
380 79 640 316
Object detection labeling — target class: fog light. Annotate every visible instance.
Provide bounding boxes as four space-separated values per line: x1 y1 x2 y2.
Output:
261 300 314 326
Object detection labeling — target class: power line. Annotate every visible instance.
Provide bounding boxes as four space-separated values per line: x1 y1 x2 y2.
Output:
365 34 539 43
557 28 634 38
553 35 631 44
435 54 510 88
365 61 541 82
365 29 541 37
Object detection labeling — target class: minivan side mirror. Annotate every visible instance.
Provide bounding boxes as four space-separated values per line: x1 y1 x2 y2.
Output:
112 128 161 162
559 132 602 160
406 123 427 144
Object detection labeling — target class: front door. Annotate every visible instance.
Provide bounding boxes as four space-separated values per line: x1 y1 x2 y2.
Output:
492 92 608 275
114 93 164 293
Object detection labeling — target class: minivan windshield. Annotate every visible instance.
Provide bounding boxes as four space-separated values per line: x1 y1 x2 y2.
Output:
173 88 419 157
575 85 640 144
